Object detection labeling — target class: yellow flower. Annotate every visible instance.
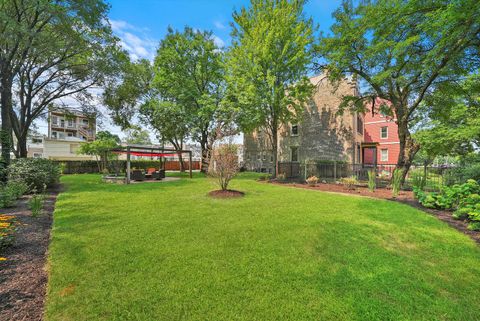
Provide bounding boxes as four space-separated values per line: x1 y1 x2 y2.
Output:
0 257 7 261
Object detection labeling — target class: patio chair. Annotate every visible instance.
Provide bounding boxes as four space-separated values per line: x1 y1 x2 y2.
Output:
152 169 166 180
130 169 145 181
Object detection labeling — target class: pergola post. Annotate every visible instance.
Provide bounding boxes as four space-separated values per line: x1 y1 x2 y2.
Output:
126 146 131 184
189 151 192 179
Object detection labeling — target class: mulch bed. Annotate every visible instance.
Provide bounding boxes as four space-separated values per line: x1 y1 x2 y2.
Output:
271 181 480 245
0 185 62 321
208 189 245 199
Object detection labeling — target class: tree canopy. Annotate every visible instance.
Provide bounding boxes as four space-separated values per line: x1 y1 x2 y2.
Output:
318 0 480 180
227 0 316 177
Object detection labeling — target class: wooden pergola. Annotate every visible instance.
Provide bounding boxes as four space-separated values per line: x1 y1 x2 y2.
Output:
112 144 193 184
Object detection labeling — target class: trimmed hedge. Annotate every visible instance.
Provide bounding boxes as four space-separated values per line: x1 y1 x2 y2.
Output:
55 160 167 174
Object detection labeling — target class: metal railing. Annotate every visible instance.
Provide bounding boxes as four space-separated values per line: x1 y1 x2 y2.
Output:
278 161 453 191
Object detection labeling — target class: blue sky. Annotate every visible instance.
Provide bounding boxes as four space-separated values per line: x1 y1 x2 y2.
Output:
38 1 342 140
108 0 341 62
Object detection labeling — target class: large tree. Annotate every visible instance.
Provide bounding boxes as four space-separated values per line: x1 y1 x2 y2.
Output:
103 58 191 171
319 0 480 181
0 0 119 177
139 100 189 171
153 27 227 173
414 72 480 164
227 0 316 177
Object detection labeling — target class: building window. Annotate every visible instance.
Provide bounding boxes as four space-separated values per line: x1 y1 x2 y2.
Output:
51 131 57 139
380 149 388 162
291 146 298 162
291 124 298 136
33 153 42 158
67 119 74 127
263 152 266 161
82 119 89 125
380 126 388 139
257 153 261 160
357 115 363 135
52 116 58 125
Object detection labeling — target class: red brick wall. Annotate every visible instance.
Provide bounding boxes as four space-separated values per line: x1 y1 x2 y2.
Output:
363 99 400 164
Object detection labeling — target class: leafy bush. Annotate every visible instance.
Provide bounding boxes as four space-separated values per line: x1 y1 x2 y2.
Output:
339 176 358 190
0 180 28 208
29 194 45 217
0 214 16 249
392 169 403 198
367 170 376 192
8 158 60 192
306 176 318 186
7 180 29 199
415 179 480 231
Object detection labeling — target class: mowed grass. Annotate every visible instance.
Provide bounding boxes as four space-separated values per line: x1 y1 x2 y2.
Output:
46 173 480 321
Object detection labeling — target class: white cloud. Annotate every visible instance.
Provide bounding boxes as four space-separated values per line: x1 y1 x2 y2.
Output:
213 35 225 48
110 19 157 61
214 21 227 30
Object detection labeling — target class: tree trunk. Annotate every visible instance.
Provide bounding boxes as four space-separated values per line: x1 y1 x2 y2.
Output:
16 132 28 158
0 76 13 182
200 132 211 173
396 117 420 185
178 152 185 172
271 126 278 179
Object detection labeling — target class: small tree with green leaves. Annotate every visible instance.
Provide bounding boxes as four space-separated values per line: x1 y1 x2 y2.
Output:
227 0 316 177
78 131 120 173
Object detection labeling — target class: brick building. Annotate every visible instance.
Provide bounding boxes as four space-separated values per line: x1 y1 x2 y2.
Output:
243 74 364 173
362 99 400 165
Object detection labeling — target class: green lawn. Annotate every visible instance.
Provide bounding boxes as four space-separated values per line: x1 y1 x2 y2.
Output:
46 173 480 321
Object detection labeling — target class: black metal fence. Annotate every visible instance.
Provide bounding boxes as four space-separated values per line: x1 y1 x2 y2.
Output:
278 161 454 191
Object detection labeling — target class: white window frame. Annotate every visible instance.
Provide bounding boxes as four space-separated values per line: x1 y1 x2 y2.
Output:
380 126 388 139
380 149 388 162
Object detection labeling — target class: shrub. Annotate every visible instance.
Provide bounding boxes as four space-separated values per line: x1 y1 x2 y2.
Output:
0 186 17 208
339 176 358 190
415 179 480 230
0 215 16 249
0 180 29 208
277 173 287 182
8 158 60 192
7 180 29 199
367 170 376 192
306 176 318 186
258 174 271 181
392 169 403 198
208 145 239 191
29 194 45 217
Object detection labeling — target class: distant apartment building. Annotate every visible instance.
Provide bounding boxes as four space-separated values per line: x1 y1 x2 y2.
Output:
48 109 95 141
243 74 364 173
34 108 98 160
362 99 400 165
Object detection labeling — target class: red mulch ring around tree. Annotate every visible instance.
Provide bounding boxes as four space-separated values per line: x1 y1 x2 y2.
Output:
208 189 245 198
0 185 62 321
271 181 480 245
